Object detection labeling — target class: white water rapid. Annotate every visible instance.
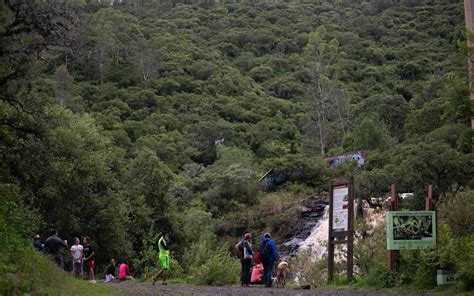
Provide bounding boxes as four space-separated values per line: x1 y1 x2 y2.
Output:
296 205 330 260
294 202 384 260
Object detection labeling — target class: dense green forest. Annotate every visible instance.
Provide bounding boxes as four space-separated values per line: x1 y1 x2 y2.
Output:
1 0 473 293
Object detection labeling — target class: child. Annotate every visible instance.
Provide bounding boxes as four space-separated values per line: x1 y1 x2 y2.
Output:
82 236 96 283
70 237 83 278
119 259 134 281
104 258 116 283
251 263 264 284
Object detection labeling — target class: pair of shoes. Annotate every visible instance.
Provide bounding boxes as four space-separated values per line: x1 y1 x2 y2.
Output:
162 282 168 286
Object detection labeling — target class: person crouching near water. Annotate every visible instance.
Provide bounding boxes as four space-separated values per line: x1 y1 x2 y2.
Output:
119 258 134 281
152 232 170 285
259 233 279 287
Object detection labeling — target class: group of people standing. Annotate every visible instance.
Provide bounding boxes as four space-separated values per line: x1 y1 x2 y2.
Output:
235 232 279 287
35 229 284 287
33 230 172 285
33 230 96 283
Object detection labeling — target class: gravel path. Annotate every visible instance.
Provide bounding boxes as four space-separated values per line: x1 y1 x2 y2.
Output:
105 282 430 296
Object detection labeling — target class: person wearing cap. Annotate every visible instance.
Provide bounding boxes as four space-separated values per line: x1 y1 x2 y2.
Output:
33 234 44 252
259 233 279 287
235 232 254 287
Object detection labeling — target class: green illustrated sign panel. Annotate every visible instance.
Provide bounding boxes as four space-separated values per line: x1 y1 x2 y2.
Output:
386 211 436 250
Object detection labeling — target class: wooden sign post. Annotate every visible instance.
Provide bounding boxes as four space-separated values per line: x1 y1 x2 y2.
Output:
387 184 436 271
387 183 399 271
328 177 354 283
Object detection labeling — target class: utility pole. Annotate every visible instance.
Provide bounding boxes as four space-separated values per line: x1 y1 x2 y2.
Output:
464 0 474 151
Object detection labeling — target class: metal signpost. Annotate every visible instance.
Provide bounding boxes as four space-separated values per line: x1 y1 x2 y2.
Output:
387 184 400 270
328 177 354 283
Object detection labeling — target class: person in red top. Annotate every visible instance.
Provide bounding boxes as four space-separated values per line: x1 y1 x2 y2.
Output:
251 263 264 284
119 259 134 281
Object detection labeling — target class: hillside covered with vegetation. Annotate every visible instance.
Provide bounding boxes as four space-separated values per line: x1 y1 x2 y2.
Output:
1 0 473 293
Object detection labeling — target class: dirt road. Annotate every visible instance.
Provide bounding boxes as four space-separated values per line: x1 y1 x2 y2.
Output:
106 282 429 296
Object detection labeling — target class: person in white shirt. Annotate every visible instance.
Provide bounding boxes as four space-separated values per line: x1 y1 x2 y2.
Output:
70 237 84 278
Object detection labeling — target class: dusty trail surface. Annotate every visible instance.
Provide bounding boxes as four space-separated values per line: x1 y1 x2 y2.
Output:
105 282 429 296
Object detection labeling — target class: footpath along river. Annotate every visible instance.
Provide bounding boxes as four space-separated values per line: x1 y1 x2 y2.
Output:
104 282 430 296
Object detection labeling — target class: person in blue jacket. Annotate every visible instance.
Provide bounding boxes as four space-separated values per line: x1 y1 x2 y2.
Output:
259 233 279 287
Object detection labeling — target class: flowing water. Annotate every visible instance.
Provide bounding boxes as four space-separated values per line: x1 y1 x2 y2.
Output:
294 205 329 260
279 199 385 285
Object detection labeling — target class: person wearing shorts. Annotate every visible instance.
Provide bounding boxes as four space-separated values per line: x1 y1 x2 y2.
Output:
83 236 96 283
152 233 170 285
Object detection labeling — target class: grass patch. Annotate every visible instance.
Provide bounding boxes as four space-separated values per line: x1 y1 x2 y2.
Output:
1 247 118 296
321 281 471 295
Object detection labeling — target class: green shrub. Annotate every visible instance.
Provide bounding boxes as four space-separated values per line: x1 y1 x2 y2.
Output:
367 265 400 288
0 184 114 295
438 190 474 237
449 235 474 290
354 218 386 277
169 256 185 279
436 222 474 290
0 184 36 295
189 246 239 286
291 250 327 288
182 232 218 274
283 182 313 196
398 249 437 289
438 191 474 290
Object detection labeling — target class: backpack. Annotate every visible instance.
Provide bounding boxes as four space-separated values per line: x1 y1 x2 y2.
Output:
260 239 272 259
237 240 244 257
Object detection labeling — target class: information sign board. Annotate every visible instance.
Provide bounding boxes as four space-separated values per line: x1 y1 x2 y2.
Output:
386 211 436 250
332 186 349 232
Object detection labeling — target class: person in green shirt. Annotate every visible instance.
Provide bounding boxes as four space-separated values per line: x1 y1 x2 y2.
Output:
152 232 170 285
